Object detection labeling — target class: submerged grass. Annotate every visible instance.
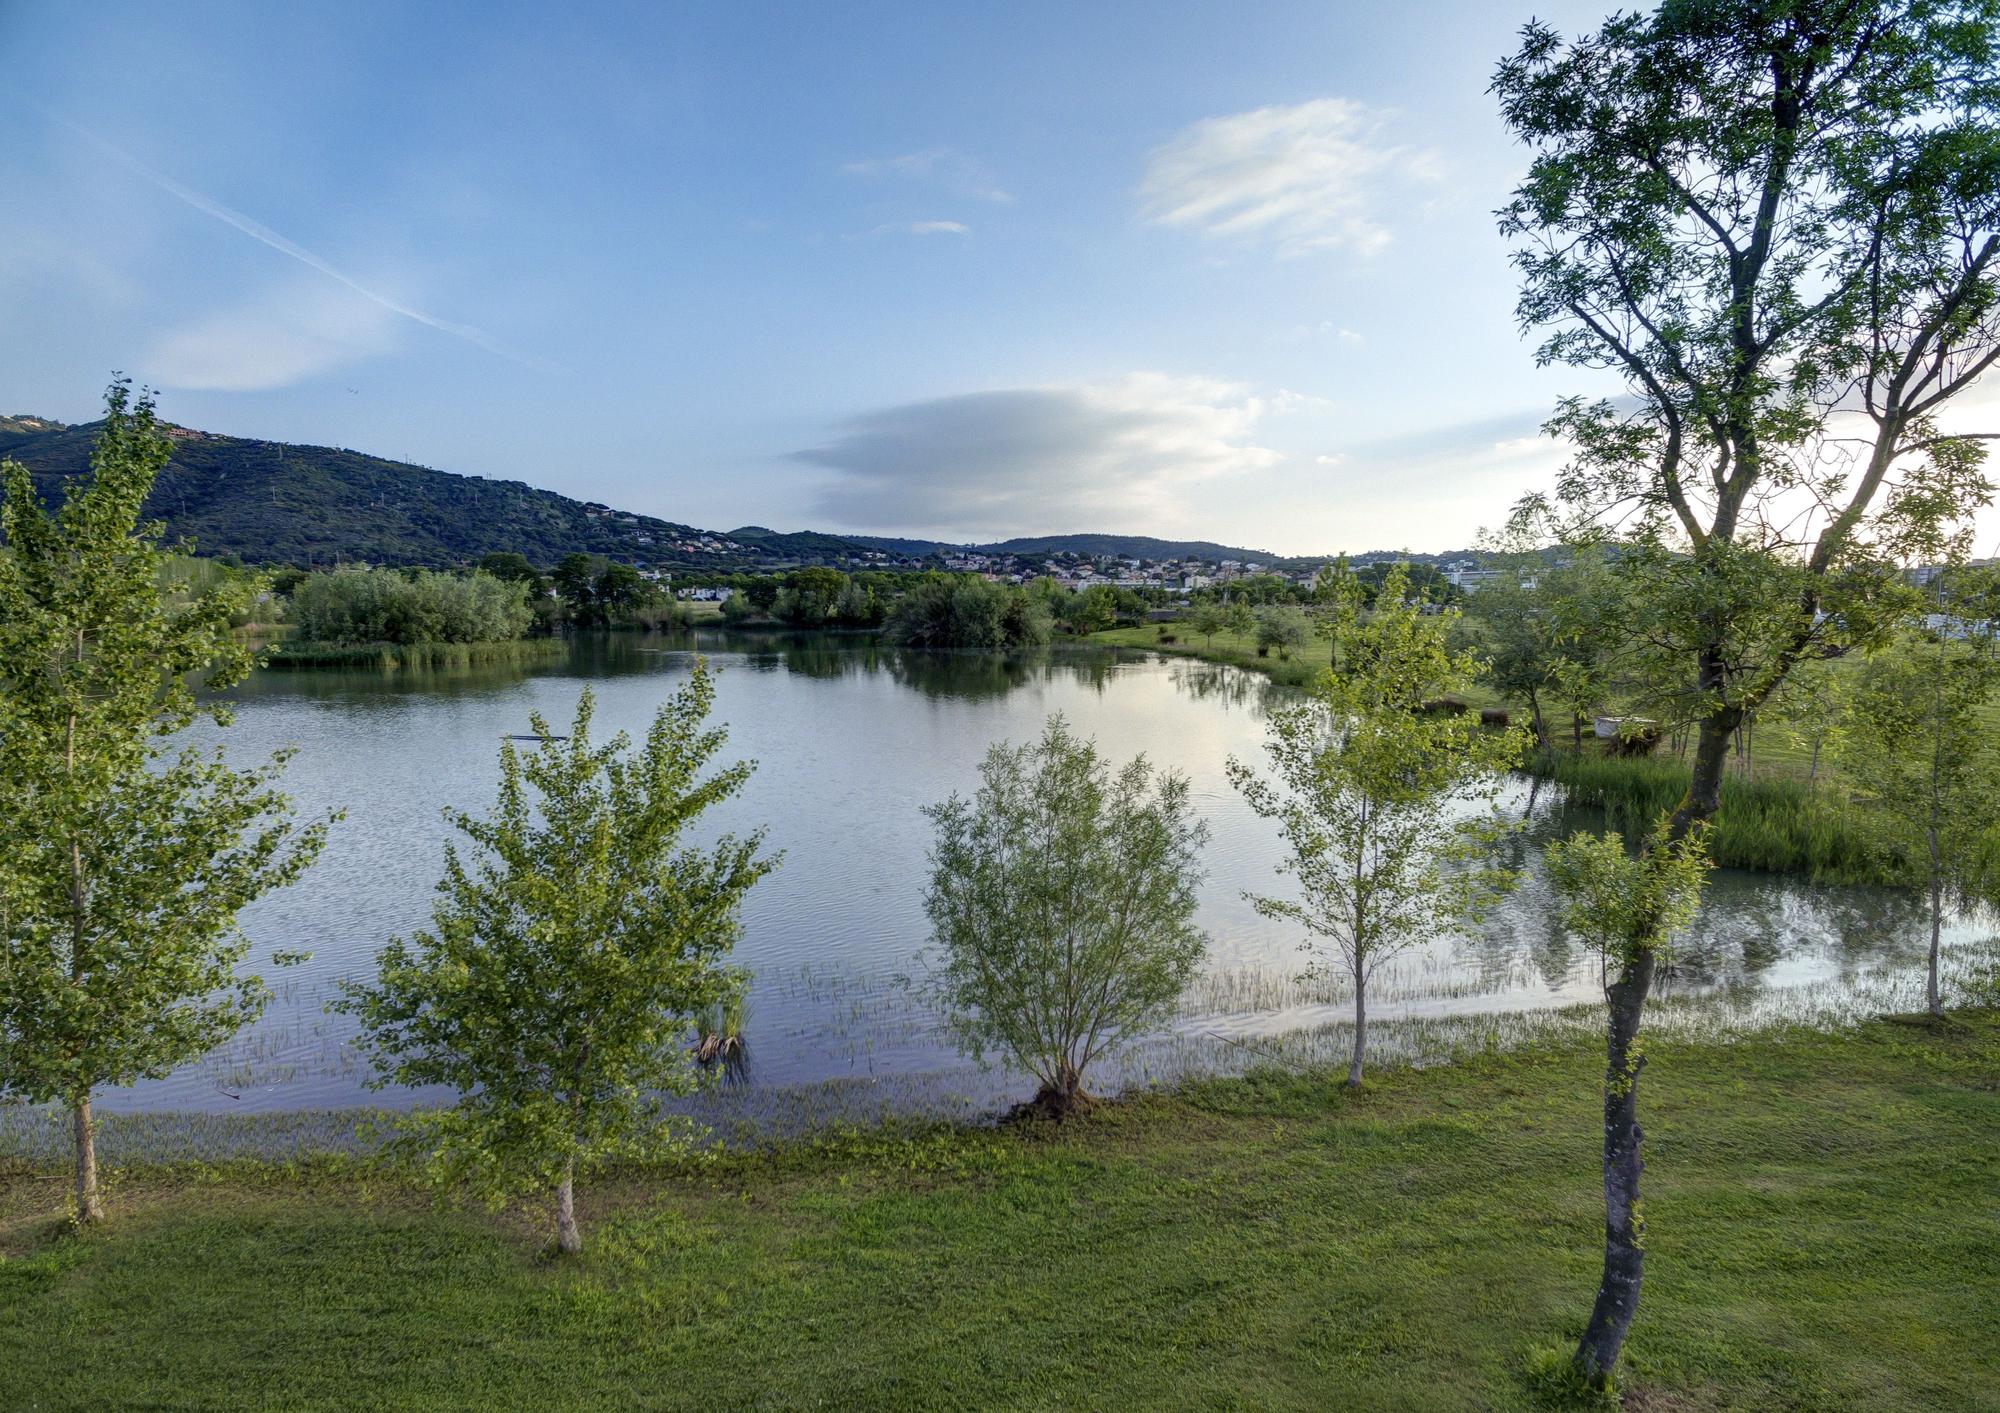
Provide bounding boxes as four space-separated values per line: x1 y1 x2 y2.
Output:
1 1011 1995 1410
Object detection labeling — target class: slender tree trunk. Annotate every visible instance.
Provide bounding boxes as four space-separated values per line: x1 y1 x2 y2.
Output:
1528 688 1549 751
73 1094 102 1224
1573 948 1657 1389
555 1157 581 1255
1928 854 1944 1020
1347 964 1367 1088
1573 706 1731 1388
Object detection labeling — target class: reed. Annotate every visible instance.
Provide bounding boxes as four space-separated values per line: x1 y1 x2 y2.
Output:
1531 749 1895 883
262 638 568 670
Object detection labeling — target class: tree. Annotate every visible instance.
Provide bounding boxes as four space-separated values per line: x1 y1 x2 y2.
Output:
1058 584 1118 636
475 551 544 590
1541 824 1712 1383
1495 3 2000 1384
1228 567 1528 1085
1840 575 2000 1015
1189 601 1228 647
337 668 776 1253
776 566 848 626
1252 604 1310 660
1223 598 1256 642
922 715 1209 1118
0 382 330 1222
1770 657 1850 781
594 562 652 622
551 552 602 626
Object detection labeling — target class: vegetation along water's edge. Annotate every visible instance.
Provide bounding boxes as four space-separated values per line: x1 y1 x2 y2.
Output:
2 1011 1995 1411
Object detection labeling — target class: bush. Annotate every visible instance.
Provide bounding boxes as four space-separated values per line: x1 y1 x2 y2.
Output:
922 716 1208 1117
287 568 533 645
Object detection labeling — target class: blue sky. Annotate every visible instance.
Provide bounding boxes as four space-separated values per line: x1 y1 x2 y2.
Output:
0 0 1626 555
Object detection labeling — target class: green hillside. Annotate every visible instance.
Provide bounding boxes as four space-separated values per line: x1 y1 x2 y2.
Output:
0 419 852 569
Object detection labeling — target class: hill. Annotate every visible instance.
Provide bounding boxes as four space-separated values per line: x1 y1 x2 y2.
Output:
0 418 855 569
0 413 1473 572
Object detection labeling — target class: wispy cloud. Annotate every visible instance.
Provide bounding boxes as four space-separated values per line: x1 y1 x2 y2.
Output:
795 373 1281 536
1139 98 1440 258
840 147 1014 203
145 279 399 391
873 220 971 237
41 108 559 373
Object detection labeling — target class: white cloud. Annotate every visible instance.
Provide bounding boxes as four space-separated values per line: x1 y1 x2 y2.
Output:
795 373 1282 536
145 280 399 391
1139 97 1440 258
873 220 971 237
1315 453 1348 467
840 148 1014 203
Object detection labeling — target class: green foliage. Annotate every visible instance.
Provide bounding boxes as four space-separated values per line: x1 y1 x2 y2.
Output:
335 667 777 1247
922 715 1209 1112
884 574 1053 650
1057 584 1119 635
1230 566 1529 1082
1544 828 1711 972
286 566 534 645
0 382 330 1210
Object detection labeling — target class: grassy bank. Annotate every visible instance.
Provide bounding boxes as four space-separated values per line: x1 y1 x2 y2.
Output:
261 638 570 670
3 1015 1995 1410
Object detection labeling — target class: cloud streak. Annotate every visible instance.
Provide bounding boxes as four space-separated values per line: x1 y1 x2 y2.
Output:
41 108 558 374
840 148 1014 203
872 220 971 237
1139 97 1439 257
795 374 1281 536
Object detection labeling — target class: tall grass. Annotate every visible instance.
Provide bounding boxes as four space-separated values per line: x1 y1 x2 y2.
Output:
1532 749 1894 883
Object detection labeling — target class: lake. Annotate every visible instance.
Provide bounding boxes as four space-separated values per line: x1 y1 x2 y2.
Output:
84 632 1988 1122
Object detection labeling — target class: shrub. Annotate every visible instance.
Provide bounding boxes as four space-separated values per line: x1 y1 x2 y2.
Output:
922 716 1208 1117
287 567 532 645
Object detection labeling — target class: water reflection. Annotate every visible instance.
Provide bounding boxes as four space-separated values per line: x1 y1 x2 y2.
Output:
113 632 1989 1120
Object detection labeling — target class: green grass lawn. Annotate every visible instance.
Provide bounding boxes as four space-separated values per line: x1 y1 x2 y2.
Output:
4 1015 1996 1410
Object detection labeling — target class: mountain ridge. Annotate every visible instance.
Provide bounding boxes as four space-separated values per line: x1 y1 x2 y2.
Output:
0 414 1465 570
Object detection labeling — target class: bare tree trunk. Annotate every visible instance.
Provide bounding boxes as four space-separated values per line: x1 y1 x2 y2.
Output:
73 1094 101 1224
1573 947 1656 1389
555 1157 581 1255
1347 964 1367 1088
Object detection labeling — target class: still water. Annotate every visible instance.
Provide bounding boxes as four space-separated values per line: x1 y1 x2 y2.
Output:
89 633 1981 1118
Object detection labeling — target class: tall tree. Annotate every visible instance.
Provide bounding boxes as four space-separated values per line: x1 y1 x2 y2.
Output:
1229 567 1527 1085
923 715 1209 1118
0 382 329 1222
337 670 775 1254
1494 2 2000 1386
